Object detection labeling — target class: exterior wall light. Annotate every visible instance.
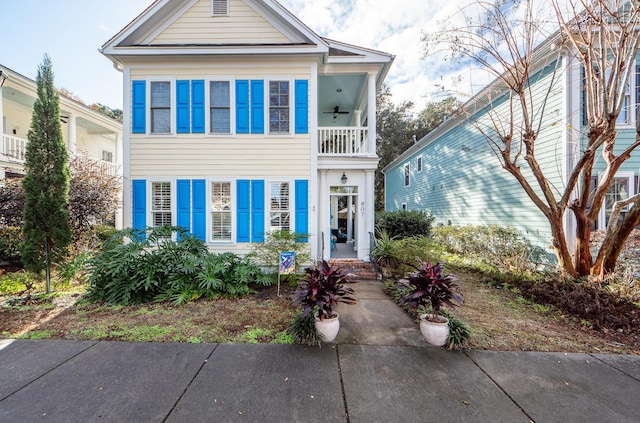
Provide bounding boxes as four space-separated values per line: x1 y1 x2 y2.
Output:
341 172 348 184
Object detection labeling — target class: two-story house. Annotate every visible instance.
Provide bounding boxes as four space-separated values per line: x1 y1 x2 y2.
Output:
100 0 393 262
0 64 124 228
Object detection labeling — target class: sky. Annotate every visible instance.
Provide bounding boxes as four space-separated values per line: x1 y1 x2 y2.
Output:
0 0 479 112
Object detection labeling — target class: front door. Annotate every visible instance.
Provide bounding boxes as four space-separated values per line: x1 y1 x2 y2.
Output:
330 186 358 258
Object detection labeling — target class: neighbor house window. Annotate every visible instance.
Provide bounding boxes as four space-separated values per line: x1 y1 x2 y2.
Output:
404 164 410 187
269 81 290 134
151 181 172 228
102 150 114 163
417 157 423 172
150 81 171 133
209 80 231 134
211 181 232 241
599 172 635 228
269 181 290 231
212 0 229 15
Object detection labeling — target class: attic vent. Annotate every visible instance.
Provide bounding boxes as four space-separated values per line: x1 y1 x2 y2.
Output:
212 0 229 16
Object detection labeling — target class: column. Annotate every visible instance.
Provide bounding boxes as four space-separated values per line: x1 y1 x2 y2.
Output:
346 195 353 243
319 170 330 261
367 73 377 156
364 170 376 261
67 113 77 155
114 134 124 229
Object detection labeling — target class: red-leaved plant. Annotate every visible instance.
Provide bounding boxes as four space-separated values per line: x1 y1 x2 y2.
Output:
293 260 357 321
399 258 464 322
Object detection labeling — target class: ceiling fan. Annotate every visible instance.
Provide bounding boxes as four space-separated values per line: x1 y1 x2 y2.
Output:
324 106 349 118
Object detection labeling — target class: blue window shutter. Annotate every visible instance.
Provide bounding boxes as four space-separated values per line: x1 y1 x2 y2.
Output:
177 179 190 237
295 80 308 134
237 179 250 242
295 180 308 242
251 180 265 242
250 80 264 134
192 179 206 241
192 80 205 133
176 80 190 133
236 80 249 134
132 180 147 239
131 81 146 133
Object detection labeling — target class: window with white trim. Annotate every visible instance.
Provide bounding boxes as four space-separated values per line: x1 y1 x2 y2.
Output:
404 164 410 187
150 81 171 134
211 181 232 241
268 80 291 134
151 181 172 228
209 80 232 134
269 181 290 231
212 0 229 16
102 150 114 163
417 156 423 172
598 172 635 229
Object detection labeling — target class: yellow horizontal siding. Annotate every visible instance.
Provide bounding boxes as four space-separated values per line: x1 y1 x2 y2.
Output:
129 137 311 178
129 65 311 80
152 0 290 45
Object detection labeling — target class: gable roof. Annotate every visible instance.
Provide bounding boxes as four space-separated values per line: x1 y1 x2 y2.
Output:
101 0 394 73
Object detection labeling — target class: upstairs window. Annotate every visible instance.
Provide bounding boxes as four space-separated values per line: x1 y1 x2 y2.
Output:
404 164 410 187
102 150 114 163
212 0 229 16
150 81 171 134
209 81 231 134
269 181 290 231
269 81 290 134
417 156 423 172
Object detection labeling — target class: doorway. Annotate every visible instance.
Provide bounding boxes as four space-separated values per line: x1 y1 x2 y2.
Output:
330 187 357 259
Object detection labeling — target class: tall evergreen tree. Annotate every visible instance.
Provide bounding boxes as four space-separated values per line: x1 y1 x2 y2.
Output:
21 54 71 293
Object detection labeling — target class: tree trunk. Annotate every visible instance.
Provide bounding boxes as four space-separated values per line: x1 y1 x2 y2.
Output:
548 212 577 278
573 209 593 277
595 205 640 278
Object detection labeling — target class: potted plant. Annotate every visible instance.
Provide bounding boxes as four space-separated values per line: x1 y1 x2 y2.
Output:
372 229 398 279
293 260 357 342
398 258 464 346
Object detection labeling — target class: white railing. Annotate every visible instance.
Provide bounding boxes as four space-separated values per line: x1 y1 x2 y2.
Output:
318 127 368 155
1 134 119 176
71 154 120 177
2 134 27 163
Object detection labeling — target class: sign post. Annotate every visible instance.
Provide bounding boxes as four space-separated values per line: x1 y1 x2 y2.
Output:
278 252 296 297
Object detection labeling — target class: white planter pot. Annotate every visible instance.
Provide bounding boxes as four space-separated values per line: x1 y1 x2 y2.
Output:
315 312 340 342
419 313 450 347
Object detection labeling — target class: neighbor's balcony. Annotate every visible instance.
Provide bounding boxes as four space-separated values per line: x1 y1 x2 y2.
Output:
2 134 27 163
1 133 119 176
318 127 370 156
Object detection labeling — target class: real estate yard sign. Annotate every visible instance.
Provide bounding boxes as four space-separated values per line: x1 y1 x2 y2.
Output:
278 252 295 296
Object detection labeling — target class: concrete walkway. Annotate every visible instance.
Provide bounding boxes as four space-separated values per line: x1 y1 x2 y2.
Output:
1 279 640 422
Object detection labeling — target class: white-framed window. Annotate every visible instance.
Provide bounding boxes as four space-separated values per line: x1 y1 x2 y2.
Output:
207 79 234 135
267 79 292 134
102 150 114 163
211 0 229 16
269 181 291 231
149 80 173 134
151 181 173 231
598 171 635 229
404 164 410 187
401 203 407 211
417 156 423 172
211 181 233 242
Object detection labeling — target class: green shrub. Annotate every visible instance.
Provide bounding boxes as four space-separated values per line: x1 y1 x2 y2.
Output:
0 226 23 265
0 271 37 295
248 229 311 273
86 226 271 305
287 312 322 347
431 225 548 273
376 210 435 239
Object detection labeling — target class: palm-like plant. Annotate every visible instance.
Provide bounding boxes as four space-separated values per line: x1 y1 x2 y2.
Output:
293 260 356 320
399 258 463 322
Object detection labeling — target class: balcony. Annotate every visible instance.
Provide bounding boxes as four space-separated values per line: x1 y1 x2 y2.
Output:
1 133 119 176
318 127 369 156
2 134 27 163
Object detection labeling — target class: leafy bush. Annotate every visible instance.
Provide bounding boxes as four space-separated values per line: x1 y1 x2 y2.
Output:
0 226 23 265
0 271 37 295
248 230 311 284
86 226 271 305
376 210 435 239
0 182 24 226
431 225 550 273
287 312 322 347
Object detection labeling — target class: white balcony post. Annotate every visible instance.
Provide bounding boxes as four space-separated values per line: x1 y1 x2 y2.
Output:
367 73 377 156
0 84 4 136
364 169 375 261
67 113 76 155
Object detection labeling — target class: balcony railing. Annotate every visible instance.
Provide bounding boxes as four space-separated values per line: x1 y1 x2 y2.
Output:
318 127 369 155
2 134 27 163
1 133 119 176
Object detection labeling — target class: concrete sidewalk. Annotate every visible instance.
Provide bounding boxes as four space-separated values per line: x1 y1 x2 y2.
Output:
1 279 639 422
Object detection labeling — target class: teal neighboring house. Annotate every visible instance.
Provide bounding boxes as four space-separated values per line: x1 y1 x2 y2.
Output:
383 47 640 254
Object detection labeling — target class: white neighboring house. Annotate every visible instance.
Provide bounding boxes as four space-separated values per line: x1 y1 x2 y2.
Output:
0 64 124 228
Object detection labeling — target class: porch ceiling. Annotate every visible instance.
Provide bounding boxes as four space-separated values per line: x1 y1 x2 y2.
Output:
318 74 366 127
